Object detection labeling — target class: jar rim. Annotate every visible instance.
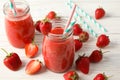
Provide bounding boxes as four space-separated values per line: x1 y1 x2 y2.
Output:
46 17 73 41
3 0 30 18
47 29 73 41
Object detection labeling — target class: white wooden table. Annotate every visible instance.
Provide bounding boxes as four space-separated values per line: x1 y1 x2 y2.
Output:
0 0 120 80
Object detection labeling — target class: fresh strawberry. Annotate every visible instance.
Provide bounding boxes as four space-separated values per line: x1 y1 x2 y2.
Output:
25 40 38 58
73 23 83 36
46 11 56 20
40 19 52 35
89 49 103 63
35 20 41 32
25 59 42 75
1 48 22 71
93 73 108 80
95 7 105 19
75 54 90 74
63 70 79 80
74 39 83 52
96 34 110 48
79 31 89 42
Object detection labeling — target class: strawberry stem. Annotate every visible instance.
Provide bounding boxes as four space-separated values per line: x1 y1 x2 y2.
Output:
43 18 49 23
103 51 110 54
36 59 43 65
1 48 11 57
107 75 113 79
1 48 9 55
32 38 35 44
103 72 109 80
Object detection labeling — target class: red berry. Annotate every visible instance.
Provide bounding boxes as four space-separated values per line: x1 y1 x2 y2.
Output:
89 49 103 63
25 60 42 75
96 34 110 48
35 20 41 32
63 71 79 80
74 39 83 52
79 31 89 42
95 8 105 19
25 41 39 58
75 54 90 74
40 19 52 35
93 73 108 80
73 23 83 36
46 11 56 20
1 48 22 71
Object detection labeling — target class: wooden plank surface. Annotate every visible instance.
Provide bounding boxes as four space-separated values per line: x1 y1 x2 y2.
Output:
0 0 120 80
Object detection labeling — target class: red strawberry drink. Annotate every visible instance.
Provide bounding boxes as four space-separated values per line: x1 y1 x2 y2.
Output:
3 0 35 48
42 20 75 73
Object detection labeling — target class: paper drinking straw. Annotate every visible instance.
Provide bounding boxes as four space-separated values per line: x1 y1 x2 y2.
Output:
9 0 17 15
64 4 76 33
64 20 76 33
75 12 98 37
67 2 98 37
76 6 107 32
69 0 107 33
62 20 76 39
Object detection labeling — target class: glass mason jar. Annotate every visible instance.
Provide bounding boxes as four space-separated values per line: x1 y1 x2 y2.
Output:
3 0 35 48
42 18 75 73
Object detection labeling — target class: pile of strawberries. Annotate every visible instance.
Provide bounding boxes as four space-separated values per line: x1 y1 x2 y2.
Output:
35 9 110 80
74 28 110 74
1 7 110 80
63 7 110 80
1 11 56 75
64 21 110 80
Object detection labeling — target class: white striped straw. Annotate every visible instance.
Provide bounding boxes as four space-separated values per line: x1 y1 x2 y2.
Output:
75 12 98 37
67 2 98 37
9 0 17 15
69 0 107 33
76 6 107 32
62 4 76 39
64 4 77 32
62 20 76 39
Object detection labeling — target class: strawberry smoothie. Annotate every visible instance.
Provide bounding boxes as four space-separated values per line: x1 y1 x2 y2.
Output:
3 1 35 48
42 27 75 73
